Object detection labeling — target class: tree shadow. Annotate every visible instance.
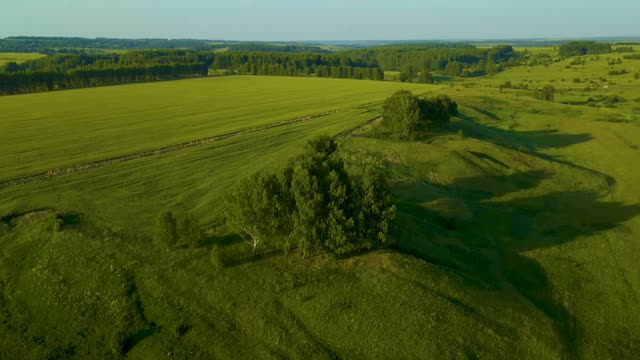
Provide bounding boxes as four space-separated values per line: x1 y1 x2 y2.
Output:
467 105 501 121
456 112 594 151
392 169 640 356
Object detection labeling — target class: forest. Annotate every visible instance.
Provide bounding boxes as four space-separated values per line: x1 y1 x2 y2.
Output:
0 43 522 95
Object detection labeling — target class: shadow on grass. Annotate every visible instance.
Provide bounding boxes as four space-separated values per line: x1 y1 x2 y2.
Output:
393 171 640 356
456 112 594 151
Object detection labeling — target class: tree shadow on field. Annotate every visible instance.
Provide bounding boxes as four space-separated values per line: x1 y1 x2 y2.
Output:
455 111 594 151
393 168 640 356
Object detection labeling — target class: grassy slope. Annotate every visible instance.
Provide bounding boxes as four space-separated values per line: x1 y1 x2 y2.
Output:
1 62 640 359
0 76 437 182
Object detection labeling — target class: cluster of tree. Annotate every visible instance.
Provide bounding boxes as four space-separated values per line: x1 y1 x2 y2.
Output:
0 36 222 52
382 90 458 139
0 50 213 95
0 36 338 54
342 44 519 76
614 46 635 53
533 85 555 102
155 211 206 249
500 81 530 91
224 43 330 53
0 63 209 95
558 41 612 57
396 65 434 83
226 136 396 257
607 58 623 65
210 51 384 80
623 54 640 60
211 44 518 81
608 69 629 76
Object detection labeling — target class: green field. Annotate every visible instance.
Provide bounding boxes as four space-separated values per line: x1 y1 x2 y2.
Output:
1 57 640 359
0 76 438 182
0 52 44 66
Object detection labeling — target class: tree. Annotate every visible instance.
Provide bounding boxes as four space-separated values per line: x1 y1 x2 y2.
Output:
383 91 457 137
382 90 422 139
226 172 282 256
418 69 434 84
155 211 178 248
355 170 396 248
421 95 458 130
534 85 555 102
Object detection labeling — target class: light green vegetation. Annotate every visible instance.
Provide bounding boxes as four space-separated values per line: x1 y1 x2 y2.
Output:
467 47 639 120
0 76 438 182
0 52 44 66
1 66 640 358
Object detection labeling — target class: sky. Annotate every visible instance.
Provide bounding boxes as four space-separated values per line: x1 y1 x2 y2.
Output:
2 0 638 41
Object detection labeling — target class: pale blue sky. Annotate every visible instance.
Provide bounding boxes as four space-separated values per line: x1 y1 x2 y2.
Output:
2 0 638 40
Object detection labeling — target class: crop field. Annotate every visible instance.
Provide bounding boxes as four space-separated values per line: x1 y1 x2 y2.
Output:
1 49 640 358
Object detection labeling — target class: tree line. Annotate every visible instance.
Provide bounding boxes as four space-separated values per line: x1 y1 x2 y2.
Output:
1 44 521 94
0 63 209 95
558 41 612 57
0 50 213 95
210 51 384 80
0 36 330 54
343 44 519 77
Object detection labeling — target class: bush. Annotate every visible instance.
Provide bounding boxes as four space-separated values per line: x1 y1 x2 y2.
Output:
533 85 555 102
457 129 465 139
635 73 639 80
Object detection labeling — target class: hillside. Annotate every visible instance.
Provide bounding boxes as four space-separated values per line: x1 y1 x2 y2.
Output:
1 55 640 358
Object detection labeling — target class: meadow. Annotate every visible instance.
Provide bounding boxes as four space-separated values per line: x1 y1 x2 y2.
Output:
1 48 640 359
0 76 438 182
0 52 43 66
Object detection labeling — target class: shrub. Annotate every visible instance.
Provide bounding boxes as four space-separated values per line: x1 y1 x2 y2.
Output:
635 73 639 80
457 129 465 139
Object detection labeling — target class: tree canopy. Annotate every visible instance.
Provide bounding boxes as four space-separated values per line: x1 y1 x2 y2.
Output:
226 136 395 257
382 90 458 138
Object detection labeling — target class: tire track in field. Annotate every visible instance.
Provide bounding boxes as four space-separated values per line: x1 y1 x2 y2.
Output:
0 110 343 191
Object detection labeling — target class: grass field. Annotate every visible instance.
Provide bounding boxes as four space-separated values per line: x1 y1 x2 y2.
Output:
0 76 438 182
1 60 640 358
0 52 44 66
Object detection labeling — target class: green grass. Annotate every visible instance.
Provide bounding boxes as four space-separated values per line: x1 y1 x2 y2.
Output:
0 52 44 66
1 68 640 359
0 76 438 182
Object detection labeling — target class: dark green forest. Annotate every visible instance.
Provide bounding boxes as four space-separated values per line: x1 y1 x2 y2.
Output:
0 43 523 95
